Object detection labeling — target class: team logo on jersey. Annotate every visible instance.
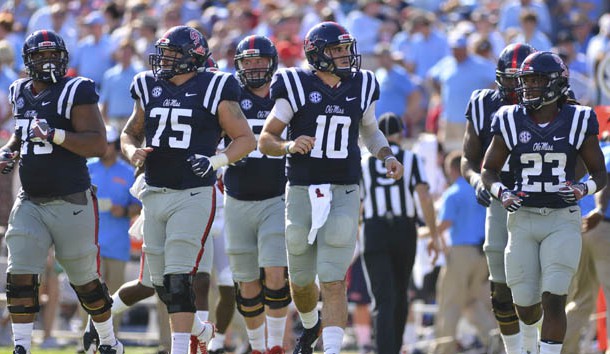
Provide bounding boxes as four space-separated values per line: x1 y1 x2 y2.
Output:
309 91 322 104
151 86 163 98
241 99 253 111
519 131 532 144
15 97 24 109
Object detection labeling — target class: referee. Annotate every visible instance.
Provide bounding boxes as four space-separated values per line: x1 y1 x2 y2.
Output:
360 113 440 354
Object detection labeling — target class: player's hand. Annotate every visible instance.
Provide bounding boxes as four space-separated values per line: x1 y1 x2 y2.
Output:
0 150 18 175
131 147 153 168
187 154 214 178
287 135 315 155
558 181 587 203
474 179 492 207
501 190 526 213
427 235 441 265
28 119 55 143
384 157 404 180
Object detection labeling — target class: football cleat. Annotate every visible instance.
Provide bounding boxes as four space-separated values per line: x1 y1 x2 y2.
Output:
267 345 285 354
251 351 264 354
83 317 100 354
13 345 28 354
98 340 124 354
293 316 322 354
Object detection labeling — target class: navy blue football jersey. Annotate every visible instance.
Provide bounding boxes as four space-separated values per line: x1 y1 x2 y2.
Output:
223 85 286 200
130 70 240 189
465 88 514 187
491 104 599 208
8 77 97 197
270 67 379 185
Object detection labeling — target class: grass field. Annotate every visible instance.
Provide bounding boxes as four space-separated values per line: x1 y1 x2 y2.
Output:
0 347 363 354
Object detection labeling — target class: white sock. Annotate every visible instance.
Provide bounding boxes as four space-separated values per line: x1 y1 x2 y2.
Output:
12 322 34 351
171 332 190 354
93 316 117 346
111 293 129 315
500 332 522 354
522 319 541 354
246 323 266 352
208 332 225 351
539 341 561 354
267 315 287 348
354 324 371 348
299 309 319 329
196 310 209 322
322 326 344 354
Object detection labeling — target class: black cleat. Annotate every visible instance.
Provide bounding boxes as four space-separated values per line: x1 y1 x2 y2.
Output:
83 317 100 354
293 316 322 354
98 340 124 354
13 345 28 354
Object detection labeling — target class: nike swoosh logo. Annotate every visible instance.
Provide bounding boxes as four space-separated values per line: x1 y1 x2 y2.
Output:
42 101 51 106
185 93 197 97
346 189 356 194
73 210 83 215
569 208 578 213
190 192 202 196
345 97 357 102
553 136 566 141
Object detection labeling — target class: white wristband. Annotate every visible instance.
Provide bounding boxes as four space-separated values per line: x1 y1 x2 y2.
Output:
585 179 597 195
52 129 66 145
490 182 507 199
209 153 229 171
469 174 481 188
285 141 293 155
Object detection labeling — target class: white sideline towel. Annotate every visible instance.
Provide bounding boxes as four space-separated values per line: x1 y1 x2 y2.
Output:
307 184 332 244
130 173 146 200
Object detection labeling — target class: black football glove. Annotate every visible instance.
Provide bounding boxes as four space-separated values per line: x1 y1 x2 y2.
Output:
187 154 214 178
473 179 492 207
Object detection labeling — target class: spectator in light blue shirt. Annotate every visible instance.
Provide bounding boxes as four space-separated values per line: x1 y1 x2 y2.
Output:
427 33 495 150
87 126 141 295
100 40 144 131
345 0 382 70
400 10 449 79
498 0 552 36
510 9 552 51
374 44 423 136
70 11 117 88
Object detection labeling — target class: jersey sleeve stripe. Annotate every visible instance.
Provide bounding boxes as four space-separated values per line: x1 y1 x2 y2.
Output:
568 106 581 146
132 75 145 110
279 70 298 112
469 91 481 136
576 107 590 149
203 73 221 109
65 78 85 119
57 77 79 116
288 69 306 107
498 112 513 150
210 73 231 115
360 71 369 111
365 71 375 111
506 109 518 148
477 92 485 135
139 74 149 105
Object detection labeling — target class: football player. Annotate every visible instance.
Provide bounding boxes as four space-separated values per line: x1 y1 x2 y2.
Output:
223 35 289 354
461 43 537 354
0 30 122 354
259 22 404 354
120 25 256 354
482 51 607 354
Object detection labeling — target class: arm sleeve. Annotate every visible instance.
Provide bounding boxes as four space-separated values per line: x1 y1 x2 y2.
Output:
359 102 390 156
268 98 294 124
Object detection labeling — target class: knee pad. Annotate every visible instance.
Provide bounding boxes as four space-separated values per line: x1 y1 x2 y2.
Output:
155 274 196 314
71 280 113 316
264 284 292 309
6 274 40 314
490 282 518 325
235 284 264 318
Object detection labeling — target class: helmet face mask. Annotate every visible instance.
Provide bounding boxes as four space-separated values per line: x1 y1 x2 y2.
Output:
149 26 210 79
304 22 361 78
516 51 569 111
23 30 69 83
234 35 278 89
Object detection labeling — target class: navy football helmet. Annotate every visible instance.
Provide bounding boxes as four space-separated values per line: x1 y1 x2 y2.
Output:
517 51 569 110
23 30 69 83
496 43 536 104
149 26 211 79
234 35 278 88
304 22 360 78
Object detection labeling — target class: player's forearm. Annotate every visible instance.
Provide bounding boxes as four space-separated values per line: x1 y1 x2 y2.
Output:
481 167 502 192
588 169 608 196
418 188 438 238
120 133 143 161
1 134 21 153
461 155 482 187
259 131 290 157
60 130 107 158
223 133 256 163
